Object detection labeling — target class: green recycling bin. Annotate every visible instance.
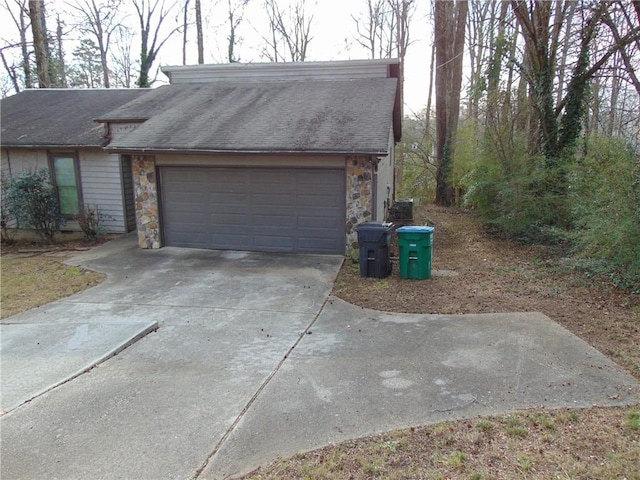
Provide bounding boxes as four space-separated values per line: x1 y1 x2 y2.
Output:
397 225 434 279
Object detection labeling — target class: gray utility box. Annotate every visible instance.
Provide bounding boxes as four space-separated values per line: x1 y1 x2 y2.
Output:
388 198 414 222
356 222 393 278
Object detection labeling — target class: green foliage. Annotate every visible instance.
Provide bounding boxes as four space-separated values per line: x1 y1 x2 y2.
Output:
5 169 64 242
73 205 111 242
570 135 640 292
464 127 564 242
0 172 17 244
465 129 639 292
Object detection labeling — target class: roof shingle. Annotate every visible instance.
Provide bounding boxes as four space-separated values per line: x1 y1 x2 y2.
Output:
1 89 150 148
101 78 398 155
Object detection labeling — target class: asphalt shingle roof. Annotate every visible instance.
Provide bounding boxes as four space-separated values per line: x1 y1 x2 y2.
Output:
1 89 150 148
101 78 398 155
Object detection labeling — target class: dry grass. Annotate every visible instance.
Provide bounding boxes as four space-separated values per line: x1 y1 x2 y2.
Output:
1 255 104 318
245 407 640 479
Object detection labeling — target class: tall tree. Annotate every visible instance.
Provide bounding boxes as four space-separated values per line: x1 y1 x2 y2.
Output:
68 0 124 88
226 0 250 63
133 0 182 88
434 0 468 206
262 0 314 62
110 25 135 87
53 14 68 87
28 0 50 87
69 38 103 87
195 0 204 63
2 0 33 90
352 0 393 59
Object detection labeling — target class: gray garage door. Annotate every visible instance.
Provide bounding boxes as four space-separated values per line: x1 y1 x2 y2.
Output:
159 167 345 254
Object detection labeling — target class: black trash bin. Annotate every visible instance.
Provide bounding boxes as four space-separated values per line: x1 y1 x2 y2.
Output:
356 222 393 278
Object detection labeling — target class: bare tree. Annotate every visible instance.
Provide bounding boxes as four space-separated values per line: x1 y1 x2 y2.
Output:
2 0 32 90
133 0 182 88
262 0 314 62
352 0 392 59
195 0 203 63
434 0 468 206
226 0 250 63
53 14 68 87
68 0 123 88
110 26 135 87
181 0 190 64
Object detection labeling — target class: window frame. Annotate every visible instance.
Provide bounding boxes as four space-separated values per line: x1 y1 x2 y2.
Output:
48 151 83 217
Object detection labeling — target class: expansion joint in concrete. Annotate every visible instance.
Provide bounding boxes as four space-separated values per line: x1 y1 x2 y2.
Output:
191 296 332 479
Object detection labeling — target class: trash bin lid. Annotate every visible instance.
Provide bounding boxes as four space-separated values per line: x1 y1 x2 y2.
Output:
396 225 434 233
357 221 393 231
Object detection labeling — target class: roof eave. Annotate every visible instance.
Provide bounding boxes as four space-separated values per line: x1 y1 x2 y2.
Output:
103 147 390 156
1 143 106 149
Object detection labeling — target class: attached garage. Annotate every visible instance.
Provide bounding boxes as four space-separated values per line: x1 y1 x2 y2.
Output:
159 166 345 254
97 59 402 256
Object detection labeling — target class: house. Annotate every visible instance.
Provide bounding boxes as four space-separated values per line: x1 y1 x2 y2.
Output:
1 88 150 234
1 59 401 256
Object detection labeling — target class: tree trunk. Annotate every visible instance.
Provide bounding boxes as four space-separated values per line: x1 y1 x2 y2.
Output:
434 0 468 207
28 0 50 87
55 15 68 87
182 0 190 65
196 0 203 64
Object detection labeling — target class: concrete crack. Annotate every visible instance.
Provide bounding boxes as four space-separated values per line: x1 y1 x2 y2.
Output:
191 294 332 479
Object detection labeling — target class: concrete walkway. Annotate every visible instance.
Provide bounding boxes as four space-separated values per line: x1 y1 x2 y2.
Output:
1 234 638 479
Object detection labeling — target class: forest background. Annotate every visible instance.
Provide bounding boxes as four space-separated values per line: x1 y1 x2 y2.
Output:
1 0 639 291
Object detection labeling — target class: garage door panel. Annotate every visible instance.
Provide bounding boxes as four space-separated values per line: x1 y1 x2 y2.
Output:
160 167 345 254
254 235 293 250
209 232 251 247
298 216 340 229
252 193 294 205
252 215 294 228
209 213 248 225
208 192 250 204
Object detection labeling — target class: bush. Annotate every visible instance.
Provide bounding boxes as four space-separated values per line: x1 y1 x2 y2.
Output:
1 172 17 244
73 205 111 242
569 135 640 292
463 128 564 243
5 169 64 242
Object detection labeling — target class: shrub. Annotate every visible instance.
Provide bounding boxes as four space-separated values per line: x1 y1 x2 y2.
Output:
6 169 64 242
0 172 17 244
463 128 563 242
73 205 111 242
569 135 640 292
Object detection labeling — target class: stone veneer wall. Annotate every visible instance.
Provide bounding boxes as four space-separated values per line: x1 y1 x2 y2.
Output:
345 156 373 259
132 155 161 249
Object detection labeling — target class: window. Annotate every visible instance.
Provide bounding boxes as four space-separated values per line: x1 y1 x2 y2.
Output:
49 153 81 216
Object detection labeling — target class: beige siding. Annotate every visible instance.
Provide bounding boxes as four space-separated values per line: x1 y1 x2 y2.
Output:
155 153 345 168
79 151 127 233
2 149 49 173
162 59 396 84
373 128 395 221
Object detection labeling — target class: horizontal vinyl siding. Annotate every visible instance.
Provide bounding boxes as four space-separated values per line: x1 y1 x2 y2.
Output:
163 60 394 84
79 151 127 233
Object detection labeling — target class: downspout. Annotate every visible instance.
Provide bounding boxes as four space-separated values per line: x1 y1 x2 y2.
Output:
371 156 380 221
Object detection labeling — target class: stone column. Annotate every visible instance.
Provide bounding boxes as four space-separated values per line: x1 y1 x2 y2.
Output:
132 155 161 249
345 156 373 259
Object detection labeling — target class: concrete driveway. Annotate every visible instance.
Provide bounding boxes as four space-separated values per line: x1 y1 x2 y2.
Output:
1 234 638 479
